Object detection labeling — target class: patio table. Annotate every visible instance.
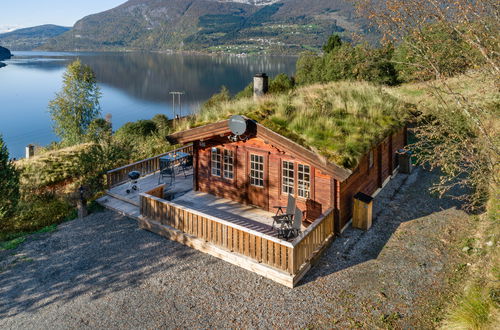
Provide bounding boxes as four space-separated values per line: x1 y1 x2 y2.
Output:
160 151 190 164
159 152 190 180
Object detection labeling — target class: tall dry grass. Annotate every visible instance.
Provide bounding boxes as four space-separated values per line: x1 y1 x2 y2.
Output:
178 81 408 168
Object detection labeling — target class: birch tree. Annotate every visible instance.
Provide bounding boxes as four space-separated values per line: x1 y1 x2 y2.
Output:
49 59 101 146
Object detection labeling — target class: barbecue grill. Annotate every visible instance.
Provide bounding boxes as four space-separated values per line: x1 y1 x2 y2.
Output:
126 171 141 194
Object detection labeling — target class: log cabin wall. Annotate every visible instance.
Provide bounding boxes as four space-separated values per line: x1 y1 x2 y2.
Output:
338 127 406 228
194 126 406 229
195 136 334 222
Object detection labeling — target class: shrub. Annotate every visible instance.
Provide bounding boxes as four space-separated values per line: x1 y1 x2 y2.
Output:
295 51 323 85
202 86 231 109
77 140 133 192
295 43 399 86
151 114 171 134
269 73 295 94
235 82 253 99
115 119 157 140
2 193 73 234
113 115 173 162
86 118 112 143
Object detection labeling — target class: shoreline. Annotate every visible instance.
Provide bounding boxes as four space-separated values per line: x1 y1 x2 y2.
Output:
31 47 302 58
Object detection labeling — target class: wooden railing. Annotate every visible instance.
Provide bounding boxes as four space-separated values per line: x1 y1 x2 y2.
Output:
290 208 335 274
146 184 165 199
140 188 335 276
140 190 294 272
106 144 193 188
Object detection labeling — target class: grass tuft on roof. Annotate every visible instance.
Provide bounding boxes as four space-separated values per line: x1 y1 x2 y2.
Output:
176 81 410 169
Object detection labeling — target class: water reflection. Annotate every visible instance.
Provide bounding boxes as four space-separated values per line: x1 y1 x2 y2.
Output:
8 51 296 103
0 51 296 158
80 52 296 103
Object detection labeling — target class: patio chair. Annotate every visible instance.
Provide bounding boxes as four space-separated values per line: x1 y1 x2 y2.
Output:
290 207 303 238
158 159 175 185
273 193 295 216
280 207 303 239
272 194 296 229
179 155 193 178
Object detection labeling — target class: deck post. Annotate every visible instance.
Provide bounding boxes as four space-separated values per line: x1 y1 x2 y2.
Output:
77 186 88 219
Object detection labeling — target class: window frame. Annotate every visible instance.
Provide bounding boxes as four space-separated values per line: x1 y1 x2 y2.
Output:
223 149 234 180
211 147 222 177
297 163 311 199
281 160 294 195
249 153 265 188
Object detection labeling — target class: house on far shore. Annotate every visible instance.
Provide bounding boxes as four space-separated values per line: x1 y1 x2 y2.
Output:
101 75 409 287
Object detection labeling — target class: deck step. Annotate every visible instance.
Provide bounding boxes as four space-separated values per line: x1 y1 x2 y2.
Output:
97 195 141 220
105 190 140 207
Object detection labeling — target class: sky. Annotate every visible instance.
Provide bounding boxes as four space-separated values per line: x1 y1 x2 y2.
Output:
0 0 126 33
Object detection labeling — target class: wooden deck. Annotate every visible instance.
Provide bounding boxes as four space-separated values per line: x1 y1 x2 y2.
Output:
99 149 336 287
99 166 302 237
173 191 308 238
104 168 195 207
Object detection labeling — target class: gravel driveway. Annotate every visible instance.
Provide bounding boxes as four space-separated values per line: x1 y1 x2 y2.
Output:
0 168 472 329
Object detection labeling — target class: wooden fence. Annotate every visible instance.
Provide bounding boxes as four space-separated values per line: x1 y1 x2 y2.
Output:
290 208 335 275
140 188 335 278
106 144 193 188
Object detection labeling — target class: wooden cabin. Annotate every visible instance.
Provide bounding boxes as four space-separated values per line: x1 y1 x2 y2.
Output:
102 79 408 287
168 117 407 233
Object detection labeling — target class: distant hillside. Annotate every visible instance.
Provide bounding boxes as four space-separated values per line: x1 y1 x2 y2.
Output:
0 25 70 50
42 0 366 54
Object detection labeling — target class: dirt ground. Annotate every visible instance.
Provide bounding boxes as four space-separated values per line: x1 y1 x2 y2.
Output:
0 168 473 329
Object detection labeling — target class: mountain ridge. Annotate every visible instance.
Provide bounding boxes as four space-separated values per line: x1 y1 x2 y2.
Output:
41 0 365 54
0 25 70 50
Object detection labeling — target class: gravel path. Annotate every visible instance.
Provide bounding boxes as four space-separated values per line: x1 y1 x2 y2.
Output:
0 168 472 329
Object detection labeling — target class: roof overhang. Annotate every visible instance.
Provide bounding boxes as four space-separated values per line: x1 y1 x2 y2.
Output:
167 118 352 182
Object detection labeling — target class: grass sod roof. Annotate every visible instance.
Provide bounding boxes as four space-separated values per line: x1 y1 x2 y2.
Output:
176 81 410 169
15 143 94 189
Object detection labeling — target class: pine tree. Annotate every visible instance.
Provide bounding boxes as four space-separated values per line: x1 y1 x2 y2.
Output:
322 34 342 53
0 134 19 222
49 59 101 146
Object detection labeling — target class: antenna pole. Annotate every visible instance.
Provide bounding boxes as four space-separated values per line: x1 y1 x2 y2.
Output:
171 93 175 119
169 91 185 120
178 93 181 118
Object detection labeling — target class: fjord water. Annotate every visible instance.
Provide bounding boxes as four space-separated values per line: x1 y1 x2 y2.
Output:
0 51 296 158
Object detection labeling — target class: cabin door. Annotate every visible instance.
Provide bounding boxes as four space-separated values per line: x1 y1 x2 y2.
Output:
246 152 268 210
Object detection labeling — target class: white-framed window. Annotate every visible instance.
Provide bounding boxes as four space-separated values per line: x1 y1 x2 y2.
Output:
297 164 311 198
282 160 294 194
211 147 221 176
250 154 264 187
223 149 234 179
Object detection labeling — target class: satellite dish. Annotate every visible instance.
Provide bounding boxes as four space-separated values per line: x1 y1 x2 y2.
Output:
228 115 247 136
